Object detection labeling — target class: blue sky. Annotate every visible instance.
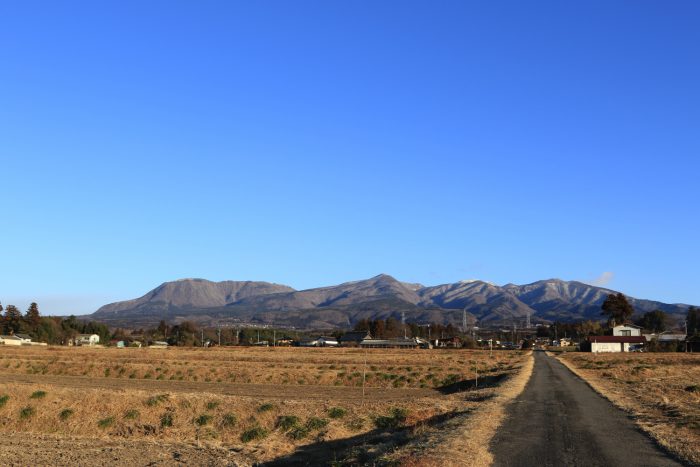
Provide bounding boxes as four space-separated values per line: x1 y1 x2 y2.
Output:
1 1 699 315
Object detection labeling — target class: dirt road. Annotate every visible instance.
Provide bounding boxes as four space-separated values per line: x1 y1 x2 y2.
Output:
0 372 437 401
491 351 683 467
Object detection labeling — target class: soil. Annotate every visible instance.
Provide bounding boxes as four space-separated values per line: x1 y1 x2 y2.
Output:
0 372 437 401
0 433 251 466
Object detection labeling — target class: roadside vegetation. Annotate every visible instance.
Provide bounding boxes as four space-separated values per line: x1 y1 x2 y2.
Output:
558 352 700 465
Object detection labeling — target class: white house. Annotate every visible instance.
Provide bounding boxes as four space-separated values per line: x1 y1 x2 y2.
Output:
75 334 100 346
0 335 24 346
588 335 645 352
14 334 33 344
612 324 642 337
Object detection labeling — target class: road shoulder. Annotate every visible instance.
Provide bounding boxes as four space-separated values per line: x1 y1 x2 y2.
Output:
556 353 699 466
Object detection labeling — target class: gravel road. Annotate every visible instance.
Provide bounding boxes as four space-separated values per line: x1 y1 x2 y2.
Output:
491 351 684 467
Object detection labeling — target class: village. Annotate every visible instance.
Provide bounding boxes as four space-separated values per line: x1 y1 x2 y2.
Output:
1 321 697 353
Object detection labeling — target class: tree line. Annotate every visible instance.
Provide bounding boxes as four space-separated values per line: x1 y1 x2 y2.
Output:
352 318 462 340
4 296 698 348
0 302 110 345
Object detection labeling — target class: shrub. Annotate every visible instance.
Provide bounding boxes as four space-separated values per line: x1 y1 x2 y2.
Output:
0 395 9 408
441 374 460 386
124 409 140 420
221 413 237 428
146 394 169 406
19 406 35 419
195 414 213 426
346 418 365 431
257 403 275 413
328 407 347 419
241 426 269 442
374 407 408 430
160 412 174 428
30 390 47 399
98 416 115 428
206 401 220 410
59 408 74 421
276 415 300 431
287 425 310 440
305 417 328 431
685 384 700 393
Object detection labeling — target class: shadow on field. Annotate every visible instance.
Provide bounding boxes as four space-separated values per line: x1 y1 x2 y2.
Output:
259 409 471 467
436 373 507 395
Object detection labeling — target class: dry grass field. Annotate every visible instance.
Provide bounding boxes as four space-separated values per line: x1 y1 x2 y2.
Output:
558 352 700 465
0 346 515 389
0 346 531 466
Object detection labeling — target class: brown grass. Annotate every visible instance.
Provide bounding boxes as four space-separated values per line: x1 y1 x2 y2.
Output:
0 346 529 464
558 352 700 465
386 351 535 466
0 346 522 389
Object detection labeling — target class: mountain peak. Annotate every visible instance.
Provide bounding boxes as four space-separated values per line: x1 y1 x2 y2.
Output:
372 273 397 280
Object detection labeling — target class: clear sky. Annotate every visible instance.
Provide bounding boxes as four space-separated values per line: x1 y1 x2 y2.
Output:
1 1 699 315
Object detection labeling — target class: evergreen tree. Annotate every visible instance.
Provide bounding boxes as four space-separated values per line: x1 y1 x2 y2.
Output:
688 306 699 336
4 305 23 333
638 309 667 333
601 293 634 327
26 302 41 329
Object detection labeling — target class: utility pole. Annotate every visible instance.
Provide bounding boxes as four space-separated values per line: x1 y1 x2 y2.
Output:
217 327 221 347
402 311 407 339
273 329 276 347
201 329 204 347
361 350 367 404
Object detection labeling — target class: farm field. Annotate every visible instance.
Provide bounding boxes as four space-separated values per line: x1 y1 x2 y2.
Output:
0 346 531 465
558 352 700 465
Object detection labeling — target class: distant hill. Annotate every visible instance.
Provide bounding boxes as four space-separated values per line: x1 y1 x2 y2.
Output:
89 275 692 329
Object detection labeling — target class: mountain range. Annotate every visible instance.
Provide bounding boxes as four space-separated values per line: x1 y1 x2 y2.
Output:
89 274 692 329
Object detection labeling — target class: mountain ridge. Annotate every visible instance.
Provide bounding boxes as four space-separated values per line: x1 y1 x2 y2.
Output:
90 275 692 329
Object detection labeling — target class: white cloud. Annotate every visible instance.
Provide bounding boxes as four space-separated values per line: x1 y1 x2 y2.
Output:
587 271 614 287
